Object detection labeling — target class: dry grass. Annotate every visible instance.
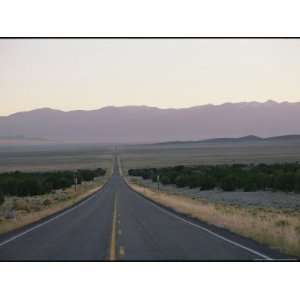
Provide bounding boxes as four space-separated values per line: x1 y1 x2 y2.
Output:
0 178 107 235
128 180 300 258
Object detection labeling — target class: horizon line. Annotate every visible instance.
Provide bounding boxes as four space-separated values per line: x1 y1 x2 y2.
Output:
2 99 300 117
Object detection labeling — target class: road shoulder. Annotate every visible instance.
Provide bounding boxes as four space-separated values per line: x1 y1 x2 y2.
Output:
125 178 299 259
0 179 108 238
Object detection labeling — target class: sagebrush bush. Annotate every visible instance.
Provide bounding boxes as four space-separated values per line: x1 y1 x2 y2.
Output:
13 199 31 212
43 199 53 206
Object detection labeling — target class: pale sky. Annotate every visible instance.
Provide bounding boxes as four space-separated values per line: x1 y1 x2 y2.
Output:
1 39 300 116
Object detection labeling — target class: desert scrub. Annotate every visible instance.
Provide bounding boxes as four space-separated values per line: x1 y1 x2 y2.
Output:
128 162 300 193
0 178 106 235
43 199 53 206
275 219 290 227
0 191 4 206
128 180 300 258
13 199 31 212
0 168 106 197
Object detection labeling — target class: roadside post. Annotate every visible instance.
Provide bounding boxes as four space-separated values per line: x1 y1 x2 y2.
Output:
157 175 160 192
74 172 78 192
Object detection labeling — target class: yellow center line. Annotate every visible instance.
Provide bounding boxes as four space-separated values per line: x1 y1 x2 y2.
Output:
108 192 118 261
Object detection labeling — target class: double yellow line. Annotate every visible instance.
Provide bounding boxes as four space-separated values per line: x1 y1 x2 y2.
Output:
108 192 118 261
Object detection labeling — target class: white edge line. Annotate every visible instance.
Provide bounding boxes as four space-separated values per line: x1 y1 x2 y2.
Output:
0 192 99 248
128 184 273 260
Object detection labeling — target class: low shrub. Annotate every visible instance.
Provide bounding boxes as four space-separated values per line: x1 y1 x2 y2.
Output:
0 168 106 197
13 199 31 212
43 199 53 206
275 219 290 227
0 190 4 206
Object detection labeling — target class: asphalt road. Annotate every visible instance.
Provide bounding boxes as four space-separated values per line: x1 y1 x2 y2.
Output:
0 156 289 261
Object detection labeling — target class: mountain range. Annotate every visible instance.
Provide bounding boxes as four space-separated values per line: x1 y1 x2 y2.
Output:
156 134 300 145
1 100 300 143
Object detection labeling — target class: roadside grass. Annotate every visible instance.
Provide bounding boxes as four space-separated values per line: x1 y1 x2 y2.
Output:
127 179 300 258
0 177 107 235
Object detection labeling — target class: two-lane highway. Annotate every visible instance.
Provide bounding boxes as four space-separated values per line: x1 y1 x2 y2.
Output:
0 156 286 261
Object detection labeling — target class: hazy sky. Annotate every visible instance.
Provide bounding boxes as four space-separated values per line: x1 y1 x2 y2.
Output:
1 39 300 116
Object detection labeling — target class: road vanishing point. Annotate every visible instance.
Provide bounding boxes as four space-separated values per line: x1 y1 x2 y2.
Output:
0 156 289 261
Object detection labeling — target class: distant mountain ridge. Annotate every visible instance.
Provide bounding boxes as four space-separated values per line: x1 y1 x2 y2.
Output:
1 101 300 143
156 134 300 145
